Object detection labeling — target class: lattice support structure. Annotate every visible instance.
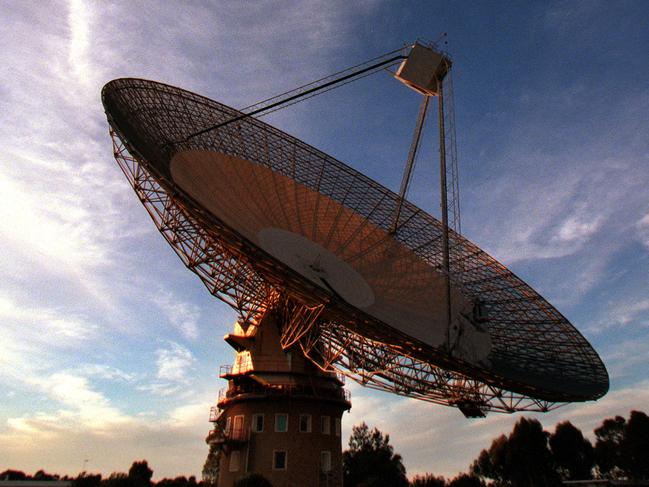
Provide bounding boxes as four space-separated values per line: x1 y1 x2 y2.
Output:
442 70 462 236
299 321 559 414
104 78 608 417
112 130 561 415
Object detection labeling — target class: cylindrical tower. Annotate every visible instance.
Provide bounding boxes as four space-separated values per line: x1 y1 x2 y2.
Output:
207 312 351 487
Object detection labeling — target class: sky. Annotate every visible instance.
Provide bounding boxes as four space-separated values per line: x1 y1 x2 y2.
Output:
1 0 648 481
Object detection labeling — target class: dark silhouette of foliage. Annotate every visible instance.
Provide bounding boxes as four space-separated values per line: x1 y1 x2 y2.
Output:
410 473 446 486
447 474 484 487
233 473 273 487
594 415 626 478
622 410 649 480
101 472 130 487
343 422 408 487
507 418 559 486
1 470 28 480
471 434 508 484
201 442 220 485
74 472 103 487
549 421 594 480
593 410 649 480
156 476 199 487
128 461 153 487
471 418 559 486
33 470 60 481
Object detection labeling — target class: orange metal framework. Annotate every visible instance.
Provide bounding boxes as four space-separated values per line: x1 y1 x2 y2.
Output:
104 78 607 415
110 127 600 413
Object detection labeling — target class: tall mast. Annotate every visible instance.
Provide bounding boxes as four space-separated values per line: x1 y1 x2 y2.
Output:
393 42 455 352
437 81 453 353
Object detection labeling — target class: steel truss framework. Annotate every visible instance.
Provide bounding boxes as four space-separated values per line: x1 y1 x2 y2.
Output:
112 134 552 413
104 78 608 414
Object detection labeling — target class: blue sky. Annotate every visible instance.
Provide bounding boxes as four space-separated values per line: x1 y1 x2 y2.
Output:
1 0 648 480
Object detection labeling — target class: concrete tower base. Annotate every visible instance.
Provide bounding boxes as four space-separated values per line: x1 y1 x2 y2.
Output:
207 313 351 487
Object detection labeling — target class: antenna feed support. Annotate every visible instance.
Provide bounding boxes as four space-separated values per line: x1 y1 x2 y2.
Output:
394 43 451 96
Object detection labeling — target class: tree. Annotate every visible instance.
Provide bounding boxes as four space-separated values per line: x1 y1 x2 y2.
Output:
128 461 153 487
74 472 102 487
343 422 408 487
34 470 59 481
447 474 484 487
410 473 446 486
471 434 508 485
594 415 626 478
0 470 28 481
508 418 559 486
102 472 130 487
470 418 559 487
233 473 273 487
549 421 594 480
202 442 221 485
621 410 649 480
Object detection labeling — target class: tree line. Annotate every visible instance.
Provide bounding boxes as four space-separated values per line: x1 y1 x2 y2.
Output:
343 409 649 486
0 461 199 487
2 409 647 487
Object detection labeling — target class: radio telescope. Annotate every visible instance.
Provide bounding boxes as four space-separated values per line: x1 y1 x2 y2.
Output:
102 40 607 486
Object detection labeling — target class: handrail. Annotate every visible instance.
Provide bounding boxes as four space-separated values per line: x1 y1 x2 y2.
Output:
216 383 351 404
220 358 345 380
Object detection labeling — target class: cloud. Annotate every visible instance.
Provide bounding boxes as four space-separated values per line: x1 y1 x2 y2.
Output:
636 212 649 249
554 214 602 244
1 387 215 479
602 337 649 380
67 0 92 83
151 342 196 384
0 170 107 272
0 294 100 385
614 299 649 327
5 372 135 436
153 290 201 341
75 364 138 383
587 296 649 335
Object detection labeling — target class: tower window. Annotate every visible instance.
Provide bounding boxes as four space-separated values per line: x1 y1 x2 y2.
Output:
335 417 341 437
299 414 312 433
273 450 287 470
233 415 244 439
321 415 331 435
229 450 240 472
252 413 264 433
321 451 331 472
275 413 288 432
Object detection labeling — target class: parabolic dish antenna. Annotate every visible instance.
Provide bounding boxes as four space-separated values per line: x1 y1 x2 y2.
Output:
102 45 607 416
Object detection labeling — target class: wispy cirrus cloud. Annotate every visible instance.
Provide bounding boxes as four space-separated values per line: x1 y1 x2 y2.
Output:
156 342 195 382
636 212 649 250
135 342 198 398
153 290 201 341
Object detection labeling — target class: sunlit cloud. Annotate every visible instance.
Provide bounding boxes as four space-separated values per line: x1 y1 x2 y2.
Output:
0 171 106 271
75 364 138 383
67 0 92 83
153 290 201 341
155 342 196 382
